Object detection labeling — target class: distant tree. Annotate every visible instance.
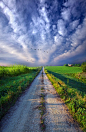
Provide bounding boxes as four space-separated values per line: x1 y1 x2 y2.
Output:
74 64 81 67
82 62 86 65
64 64 68 66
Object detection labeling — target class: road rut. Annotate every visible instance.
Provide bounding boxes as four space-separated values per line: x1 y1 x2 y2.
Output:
0 68 83 132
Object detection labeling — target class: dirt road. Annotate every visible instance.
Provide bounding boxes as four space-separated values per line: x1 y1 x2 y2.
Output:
0 68 83 132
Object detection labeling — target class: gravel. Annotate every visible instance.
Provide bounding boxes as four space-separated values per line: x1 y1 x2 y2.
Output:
0 68 83 132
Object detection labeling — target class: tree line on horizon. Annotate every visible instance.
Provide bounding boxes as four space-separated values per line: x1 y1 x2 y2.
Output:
64 62 86 72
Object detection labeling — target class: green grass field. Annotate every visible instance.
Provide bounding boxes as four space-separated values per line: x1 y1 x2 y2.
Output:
45 66 82 73
45 66 86 83
45 66 86 131
0 65 41 120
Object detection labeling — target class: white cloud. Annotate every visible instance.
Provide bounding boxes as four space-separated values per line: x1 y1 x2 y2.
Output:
63 0 86 19
54 34 63 45
61 8 71 21
57 19 67 36
69 19 79 31
0 41 35 63
37 44 57 64
2 0 16 10
38 2 50 28
53 40 86 64
0 62 10 66
40 0 45 4
0 1 16 30
53 25 56 30
70 17 86 47
0 1 27 35
39 6 49 22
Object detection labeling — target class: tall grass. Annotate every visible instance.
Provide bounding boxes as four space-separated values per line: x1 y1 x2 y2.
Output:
0 65 39 78
0 65 41 120
44 66 86 132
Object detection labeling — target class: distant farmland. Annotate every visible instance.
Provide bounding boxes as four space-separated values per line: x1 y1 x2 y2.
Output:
45 66 82 73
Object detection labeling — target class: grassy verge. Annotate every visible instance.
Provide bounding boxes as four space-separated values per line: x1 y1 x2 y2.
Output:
0 66 41 120
44 68 86 132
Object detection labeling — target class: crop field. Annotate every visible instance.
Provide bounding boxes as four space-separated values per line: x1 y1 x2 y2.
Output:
0 65 41 120
44 66 86 131
45 66 82 73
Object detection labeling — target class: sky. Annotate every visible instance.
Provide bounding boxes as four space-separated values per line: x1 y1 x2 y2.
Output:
0 0 86 66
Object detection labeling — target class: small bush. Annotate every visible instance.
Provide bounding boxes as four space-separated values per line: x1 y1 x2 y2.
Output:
74 64 81 67
81 65 86 72
81 62 86 72
64 64 68 66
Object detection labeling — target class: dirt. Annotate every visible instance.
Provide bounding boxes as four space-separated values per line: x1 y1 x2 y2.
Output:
0 67 83 132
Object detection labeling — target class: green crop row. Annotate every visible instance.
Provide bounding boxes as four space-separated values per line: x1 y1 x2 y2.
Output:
44 68 86 132
0 66 41 120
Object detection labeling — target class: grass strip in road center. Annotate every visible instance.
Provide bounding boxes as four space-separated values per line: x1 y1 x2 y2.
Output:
39 71 46 131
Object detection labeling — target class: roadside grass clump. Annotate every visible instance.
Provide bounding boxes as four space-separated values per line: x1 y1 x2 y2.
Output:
0 66 41 120
40 92 46 131
44 67 86 132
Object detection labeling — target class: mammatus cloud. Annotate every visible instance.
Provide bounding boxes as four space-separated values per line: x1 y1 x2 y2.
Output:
0 0 86 66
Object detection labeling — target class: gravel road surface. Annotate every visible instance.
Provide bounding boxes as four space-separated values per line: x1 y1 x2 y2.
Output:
0 68 83 132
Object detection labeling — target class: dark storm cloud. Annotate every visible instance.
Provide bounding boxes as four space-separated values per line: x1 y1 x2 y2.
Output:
0 0 86 66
